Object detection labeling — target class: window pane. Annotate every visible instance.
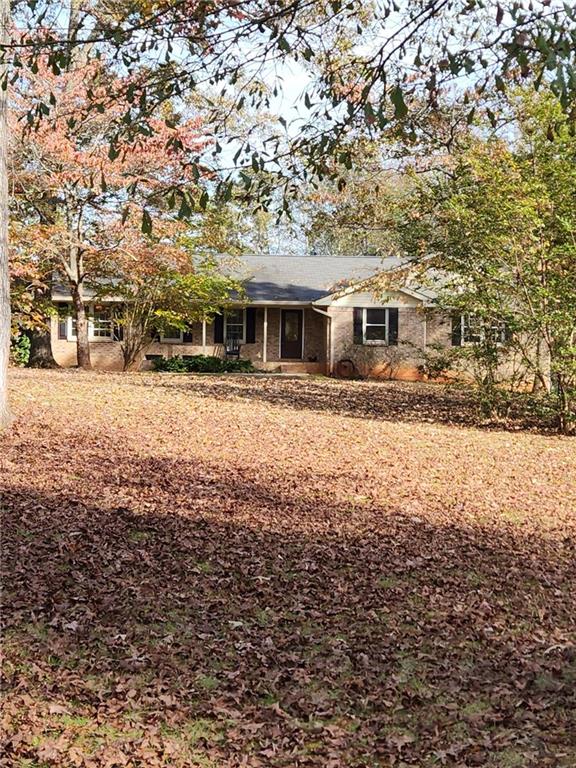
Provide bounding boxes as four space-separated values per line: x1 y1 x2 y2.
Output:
365 325 387 341
163 325 181 340
226 310 244 340
488 320 507 343
227 309 244 324
463 315 482 344
226 324 243 340
284 313 299 342
93 308 112 338
366 308 386 325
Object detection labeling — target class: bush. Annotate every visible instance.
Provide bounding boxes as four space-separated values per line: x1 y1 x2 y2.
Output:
10 333 31 367
153 355 255 374
417 344 460 381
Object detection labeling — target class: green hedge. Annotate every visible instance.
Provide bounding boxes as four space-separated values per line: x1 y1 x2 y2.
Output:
153 355 255 374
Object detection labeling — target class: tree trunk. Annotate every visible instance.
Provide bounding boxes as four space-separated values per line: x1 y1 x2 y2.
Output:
0 0 12 429
27 326 59 367
556 374 574 435
71 286 92 369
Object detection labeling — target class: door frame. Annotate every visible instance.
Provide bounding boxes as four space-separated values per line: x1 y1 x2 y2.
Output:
279 308 304 360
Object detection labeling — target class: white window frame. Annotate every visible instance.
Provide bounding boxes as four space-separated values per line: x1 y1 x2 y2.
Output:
460 314 482 345
160 327 184 343
66 315 77 342
91 306 114 340
224 308 246 344
459 314 507 346
65 306 113 342
362 308 389 346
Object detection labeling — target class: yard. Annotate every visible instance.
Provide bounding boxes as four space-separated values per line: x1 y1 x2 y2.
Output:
2 369 576 767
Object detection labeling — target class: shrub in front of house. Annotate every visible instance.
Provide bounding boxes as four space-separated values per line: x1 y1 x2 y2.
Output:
153 355 255 374
10 333 31 367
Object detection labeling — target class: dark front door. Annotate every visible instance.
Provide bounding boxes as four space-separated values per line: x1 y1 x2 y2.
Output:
281 309 303 359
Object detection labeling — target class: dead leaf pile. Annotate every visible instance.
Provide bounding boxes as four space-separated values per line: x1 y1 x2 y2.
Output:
1 369 575 767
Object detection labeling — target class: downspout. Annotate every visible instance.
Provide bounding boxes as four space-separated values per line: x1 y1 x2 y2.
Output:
312 305 333 376
263 306 268 364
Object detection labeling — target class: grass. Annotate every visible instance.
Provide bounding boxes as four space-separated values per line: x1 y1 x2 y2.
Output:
2 368 575 767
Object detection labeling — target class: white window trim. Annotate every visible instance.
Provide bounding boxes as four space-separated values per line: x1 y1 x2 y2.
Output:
65 306 114 342
459 314 507 346
224 308 247 344
362 308 389 346
160 329 184 343
459 314 481 346
66 315 77 342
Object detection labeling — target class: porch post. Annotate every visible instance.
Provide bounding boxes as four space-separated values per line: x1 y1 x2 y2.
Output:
202 319 207 354
263 307 268 363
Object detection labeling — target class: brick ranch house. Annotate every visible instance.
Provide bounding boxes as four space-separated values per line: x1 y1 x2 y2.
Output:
51 254 465 378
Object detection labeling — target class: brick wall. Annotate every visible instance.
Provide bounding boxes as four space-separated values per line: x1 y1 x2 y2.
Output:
329 305 448 380
51 308 327 371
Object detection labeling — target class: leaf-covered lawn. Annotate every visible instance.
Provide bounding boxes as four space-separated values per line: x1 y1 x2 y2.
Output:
2 369 575 768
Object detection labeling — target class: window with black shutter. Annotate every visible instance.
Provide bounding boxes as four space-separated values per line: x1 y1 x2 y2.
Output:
452 314 509 346
354 307 399 345
224 309 246 342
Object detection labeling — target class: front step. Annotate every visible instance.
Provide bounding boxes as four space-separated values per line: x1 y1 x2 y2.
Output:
279 362 326 374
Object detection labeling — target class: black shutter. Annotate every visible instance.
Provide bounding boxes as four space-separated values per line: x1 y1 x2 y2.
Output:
245 307 256 343
388 308 399 345
183 328 193 343
213 313 224 343
353 308 363 344
57 314 68 340
451 315 462 346
113 323 124 341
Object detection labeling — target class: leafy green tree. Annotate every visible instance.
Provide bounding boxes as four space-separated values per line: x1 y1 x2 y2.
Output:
104 253 243 371
393 93 576 431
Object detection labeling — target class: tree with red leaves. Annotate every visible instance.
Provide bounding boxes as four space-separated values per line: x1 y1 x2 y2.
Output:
10 56 207 370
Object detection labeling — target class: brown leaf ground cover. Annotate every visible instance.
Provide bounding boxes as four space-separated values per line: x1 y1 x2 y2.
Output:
2 369 576 768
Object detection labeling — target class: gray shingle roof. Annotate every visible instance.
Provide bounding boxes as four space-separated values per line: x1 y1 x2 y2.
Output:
51 254 437 304
235 254 404 302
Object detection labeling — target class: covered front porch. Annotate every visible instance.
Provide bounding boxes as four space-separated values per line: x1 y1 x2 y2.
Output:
157 304 328 374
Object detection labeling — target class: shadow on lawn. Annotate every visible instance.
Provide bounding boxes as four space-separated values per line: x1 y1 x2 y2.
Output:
136 374 482 428
2 452 576 767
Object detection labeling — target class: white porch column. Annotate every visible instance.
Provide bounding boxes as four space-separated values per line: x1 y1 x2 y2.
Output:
263 307 268 363
202 319 207 354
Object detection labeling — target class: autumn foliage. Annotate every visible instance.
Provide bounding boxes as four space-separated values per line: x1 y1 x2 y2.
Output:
10 55 207 368
2 370 575 767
